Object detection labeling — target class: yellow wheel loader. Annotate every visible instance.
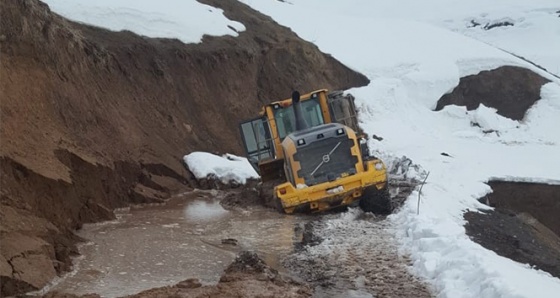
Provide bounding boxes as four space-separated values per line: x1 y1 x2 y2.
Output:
239 89 390 214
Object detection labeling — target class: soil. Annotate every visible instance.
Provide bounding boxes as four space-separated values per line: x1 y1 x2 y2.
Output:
464 181 560 278
483 181 560 235
435 66 550 120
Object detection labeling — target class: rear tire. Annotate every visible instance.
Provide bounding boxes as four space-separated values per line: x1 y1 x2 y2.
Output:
359 186 392 214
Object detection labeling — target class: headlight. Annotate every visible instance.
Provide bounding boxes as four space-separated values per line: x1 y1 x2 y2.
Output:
374 162 384 171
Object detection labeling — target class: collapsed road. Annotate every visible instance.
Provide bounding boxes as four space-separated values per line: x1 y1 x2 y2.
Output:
40 169 433 298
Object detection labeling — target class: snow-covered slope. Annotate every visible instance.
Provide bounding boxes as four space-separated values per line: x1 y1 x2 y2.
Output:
241 0 560 77
41 0 245 43
41 0 560 297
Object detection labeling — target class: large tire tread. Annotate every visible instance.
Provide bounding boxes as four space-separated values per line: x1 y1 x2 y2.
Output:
359 186 392 214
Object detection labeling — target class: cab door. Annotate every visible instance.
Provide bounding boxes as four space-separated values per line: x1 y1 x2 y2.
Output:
239 117 275 173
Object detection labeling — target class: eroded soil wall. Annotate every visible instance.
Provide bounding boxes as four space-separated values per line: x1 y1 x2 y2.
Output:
485 181 560 235
465 181 560 279
0 0 368 295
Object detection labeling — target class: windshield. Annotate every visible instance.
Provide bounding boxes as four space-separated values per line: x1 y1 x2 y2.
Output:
273 98 324 140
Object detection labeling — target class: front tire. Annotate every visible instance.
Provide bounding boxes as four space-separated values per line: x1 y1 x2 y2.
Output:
274 197 286 213
359 185 392 214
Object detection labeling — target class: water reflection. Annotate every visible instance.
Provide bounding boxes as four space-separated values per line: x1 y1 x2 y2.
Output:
184 199 228 222
48 190 309 297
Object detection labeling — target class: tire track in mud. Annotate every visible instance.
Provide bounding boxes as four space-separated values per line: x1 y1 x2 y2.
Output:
284 210 432 298
282 174 433 298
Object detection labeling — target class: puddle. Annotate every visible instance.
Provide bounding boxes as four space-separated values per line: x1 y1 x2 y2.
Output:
48 190 309 297
184 199 228 222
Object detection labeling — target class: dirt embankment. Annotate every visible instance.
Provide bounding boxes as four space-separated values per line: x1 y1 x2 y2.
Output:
436 65 550 120
465 181 560 278
484 181 560 235
0 0 368 295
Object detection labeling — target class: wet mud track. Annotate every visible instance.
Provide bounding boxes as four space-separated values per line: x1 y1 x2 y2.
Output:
279 176 432 297
284 211 432 298
46 189 311 297
45 180 432 297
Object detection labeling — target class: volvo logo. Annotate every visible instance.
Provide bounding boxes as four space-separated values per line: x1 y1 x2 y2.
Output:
322 155 330 163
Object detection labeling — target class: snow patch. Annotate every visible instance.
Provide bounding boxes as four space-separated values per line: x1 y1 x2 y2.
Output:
183 152 259 184
468 104 520 132
42 0 245 44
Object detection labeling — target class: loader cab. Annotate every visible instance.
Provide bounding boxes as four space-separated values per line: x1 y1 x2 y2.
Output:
239 89 360 181
239 90 330 174
239 89 388 214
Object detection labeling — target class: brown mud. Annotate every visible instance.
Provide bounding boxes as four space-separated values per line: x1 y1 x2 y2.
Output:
464 181 560 278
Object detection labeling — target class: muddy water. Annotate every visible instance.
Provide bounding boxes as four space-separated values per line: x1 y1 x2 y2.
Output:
48 190 309 297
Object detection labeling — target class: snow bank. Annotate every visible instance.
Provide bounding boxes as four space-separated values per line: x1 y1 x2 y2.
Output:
41 0 245 44
183 152 258 184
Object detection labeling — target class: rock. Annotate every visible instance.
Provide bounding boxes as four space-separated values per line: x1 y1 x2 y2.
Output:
0 233 57 292
176 278 202 289
225 251 271 274
43 291 101 298
0 255 11 277
11 253 57 289
221 238 238 245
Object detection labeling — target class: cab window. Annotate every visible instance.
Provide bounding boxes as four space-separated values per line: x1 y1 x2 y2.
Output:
274 98 324 140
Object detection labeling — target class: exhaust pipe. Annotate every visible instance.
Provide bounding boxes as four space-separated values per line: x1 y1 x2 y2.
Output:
292 91 309 131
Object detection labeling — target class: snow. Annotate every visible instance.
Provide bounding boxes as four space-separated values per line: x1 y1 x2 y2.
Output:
240 0 560 77
42 0 560 297
237 1 560 297
41 0 245 44
183 152 258 184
